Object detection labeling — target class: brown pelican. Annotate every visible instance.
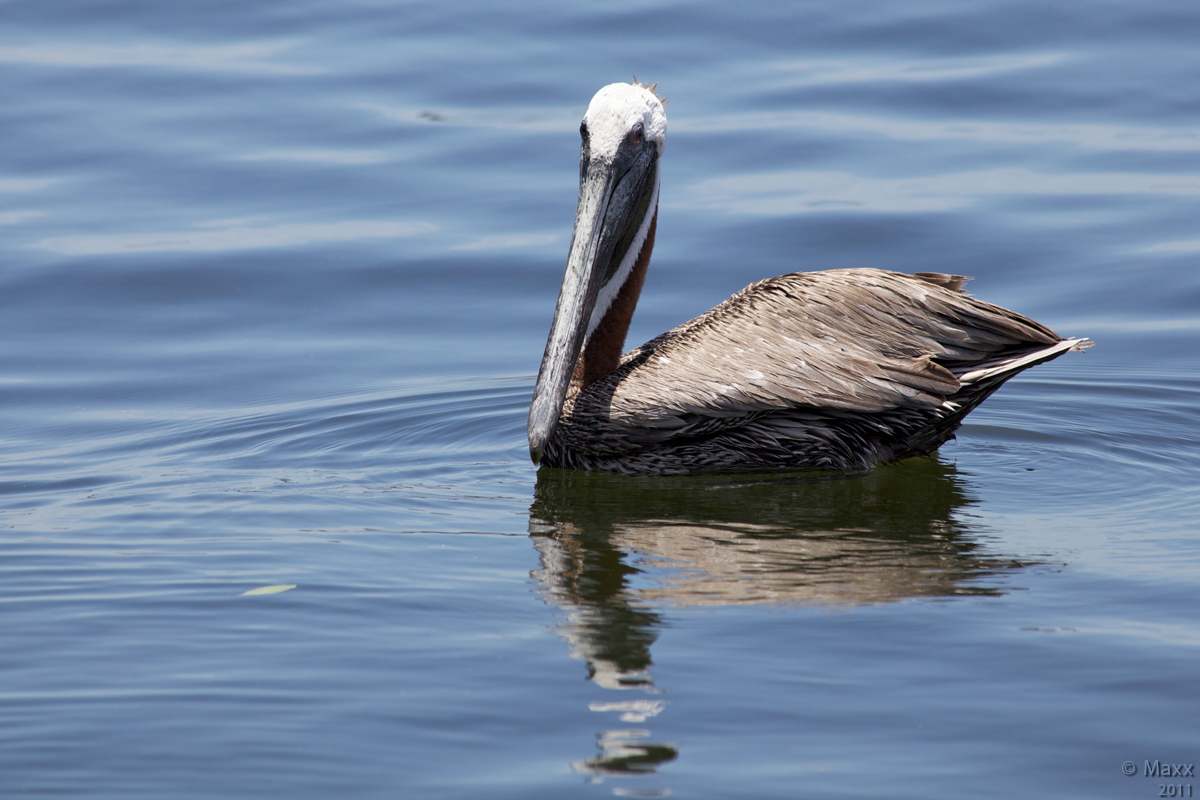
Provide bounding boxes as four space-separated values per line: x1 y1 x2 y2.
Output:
528 81 1090 474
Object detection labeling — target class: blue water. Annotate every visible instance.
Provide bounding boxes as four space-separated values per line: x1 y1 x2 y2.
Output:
2 1 1198 797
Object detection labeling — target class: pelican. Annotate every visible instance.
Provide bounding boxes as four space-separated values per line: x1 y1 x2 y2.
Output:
528 81 1090 475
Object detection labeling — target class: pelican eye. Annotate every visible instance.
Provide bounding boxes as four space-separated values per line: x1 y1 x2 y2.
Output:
579 121 589 142
629 123 644 146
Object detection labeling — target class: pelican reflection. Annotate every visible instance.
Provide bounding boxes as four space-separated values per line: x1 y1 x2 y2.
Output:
528 457 1028 788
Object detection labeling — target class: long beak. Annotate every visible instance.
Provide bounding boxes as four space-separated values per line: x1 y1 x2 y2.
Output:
528 149 656 464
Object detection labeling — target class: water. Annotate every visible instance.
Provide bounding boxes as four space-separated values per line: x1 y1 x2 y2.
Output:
2 1 1198 797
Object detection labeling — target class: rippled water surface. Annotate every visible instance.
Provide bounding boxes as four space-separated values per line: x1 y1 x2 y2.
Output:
2 1 1198 797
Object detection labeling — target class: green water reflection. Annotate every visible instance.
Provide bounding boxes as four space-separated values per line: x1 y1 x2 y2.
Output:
528 456 1028 785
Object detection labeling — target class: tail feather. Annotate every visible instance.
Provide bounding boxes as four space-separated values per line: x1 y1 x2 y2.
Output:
955 337 1091 386
899 336 1091 458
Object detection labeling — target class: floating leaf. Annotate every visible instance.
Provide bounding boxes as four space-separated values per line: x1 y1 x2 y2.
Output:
241 584 296 596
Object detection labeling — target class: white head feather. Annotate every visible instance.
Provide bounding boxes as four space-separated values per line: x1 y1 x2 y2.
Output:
580 82 667 342
582 82 667 161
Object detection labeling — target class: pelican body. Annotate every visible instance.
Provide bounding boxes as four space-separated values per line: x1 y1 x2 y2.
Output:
528 82 1089 475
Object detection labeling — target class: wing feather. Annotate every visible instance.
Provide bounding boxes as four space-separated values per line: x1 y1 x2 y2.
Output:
555 269 1064 457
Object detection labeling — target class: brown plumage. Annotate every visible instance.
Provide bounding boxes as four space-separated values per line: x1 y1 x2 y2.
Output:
528 82 1090 474
543 268 1088 474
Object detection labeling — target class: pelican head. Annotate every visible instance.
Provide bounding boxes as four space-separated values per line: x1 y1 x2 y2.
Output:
528 82 667 464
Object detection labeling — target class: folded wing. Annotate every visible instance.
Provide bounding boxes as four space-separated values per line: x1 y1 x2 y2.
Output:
556 269 1071 457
